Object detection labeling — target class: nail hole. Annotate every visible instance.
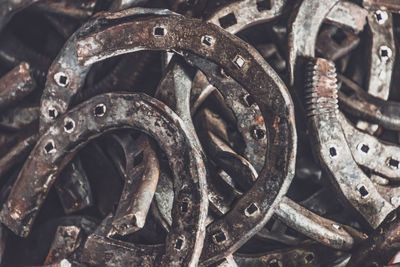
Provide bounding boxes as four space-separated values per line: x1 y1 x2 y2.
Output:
245 203 259 216
175 238 184 250
218 12 237 29
54 72 69 87
48 107 58 119
358 144 369 154
64 118 75 133
44 140 56 154
181 201 189 213
357 184 369 198
329 147 337 158
256 0 272 11
268 259 282 267
233 55 245 69
251 127 265 140
201 35 214 46
332 28 347 46
379 45 392 61
242 94 255 107
213 231 227 244
375 10 388 24
388 157 399 169
154 26 166 37
304 252 314 263
94 104 106 117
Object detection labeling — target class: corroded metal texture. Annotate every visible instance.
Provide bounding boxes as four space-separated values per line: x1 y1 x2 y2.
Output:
2 0 400 266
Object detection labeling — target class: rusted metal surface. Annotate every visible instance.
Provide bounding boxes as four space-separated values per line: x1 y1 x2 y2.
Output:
0 62 36 110
304 57 393 228
2 0 400 266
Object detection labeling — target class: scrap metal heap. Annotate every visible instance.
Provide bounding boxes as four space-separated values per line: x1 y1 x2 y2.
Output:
0 0 400 266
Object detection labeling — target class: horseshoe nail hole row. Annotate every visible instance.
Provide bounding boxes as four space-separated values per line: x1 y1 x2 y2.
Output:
152 24 248 72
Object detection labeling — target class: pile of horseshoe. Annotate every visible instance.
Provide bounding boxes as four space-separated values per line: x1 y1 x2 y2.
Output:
3 0 400 266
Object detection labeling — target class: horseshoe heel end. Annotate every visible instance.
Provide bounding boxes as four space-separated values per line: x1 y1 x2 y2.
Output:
0 203 32 237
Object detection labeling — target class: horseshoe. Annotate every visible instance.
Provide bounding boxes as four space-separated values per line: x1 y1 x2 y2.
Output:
0 93 208 266
304 57 394 228
73 10 295 264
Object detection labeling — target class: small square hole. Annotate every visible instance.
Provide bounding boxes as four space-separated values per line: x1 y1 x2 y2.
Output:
202 35 214 46
388 158 399 169
245 203 259 216
44 141 56 154
64 119 75 133
154 27 166 37
357 185 369 198
256 0 272 11
360 144 369 154
175 238 184 250
218 13 237 29
234 55 245 68
329 147 337 157
48 108 58 119
213 231 227 243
